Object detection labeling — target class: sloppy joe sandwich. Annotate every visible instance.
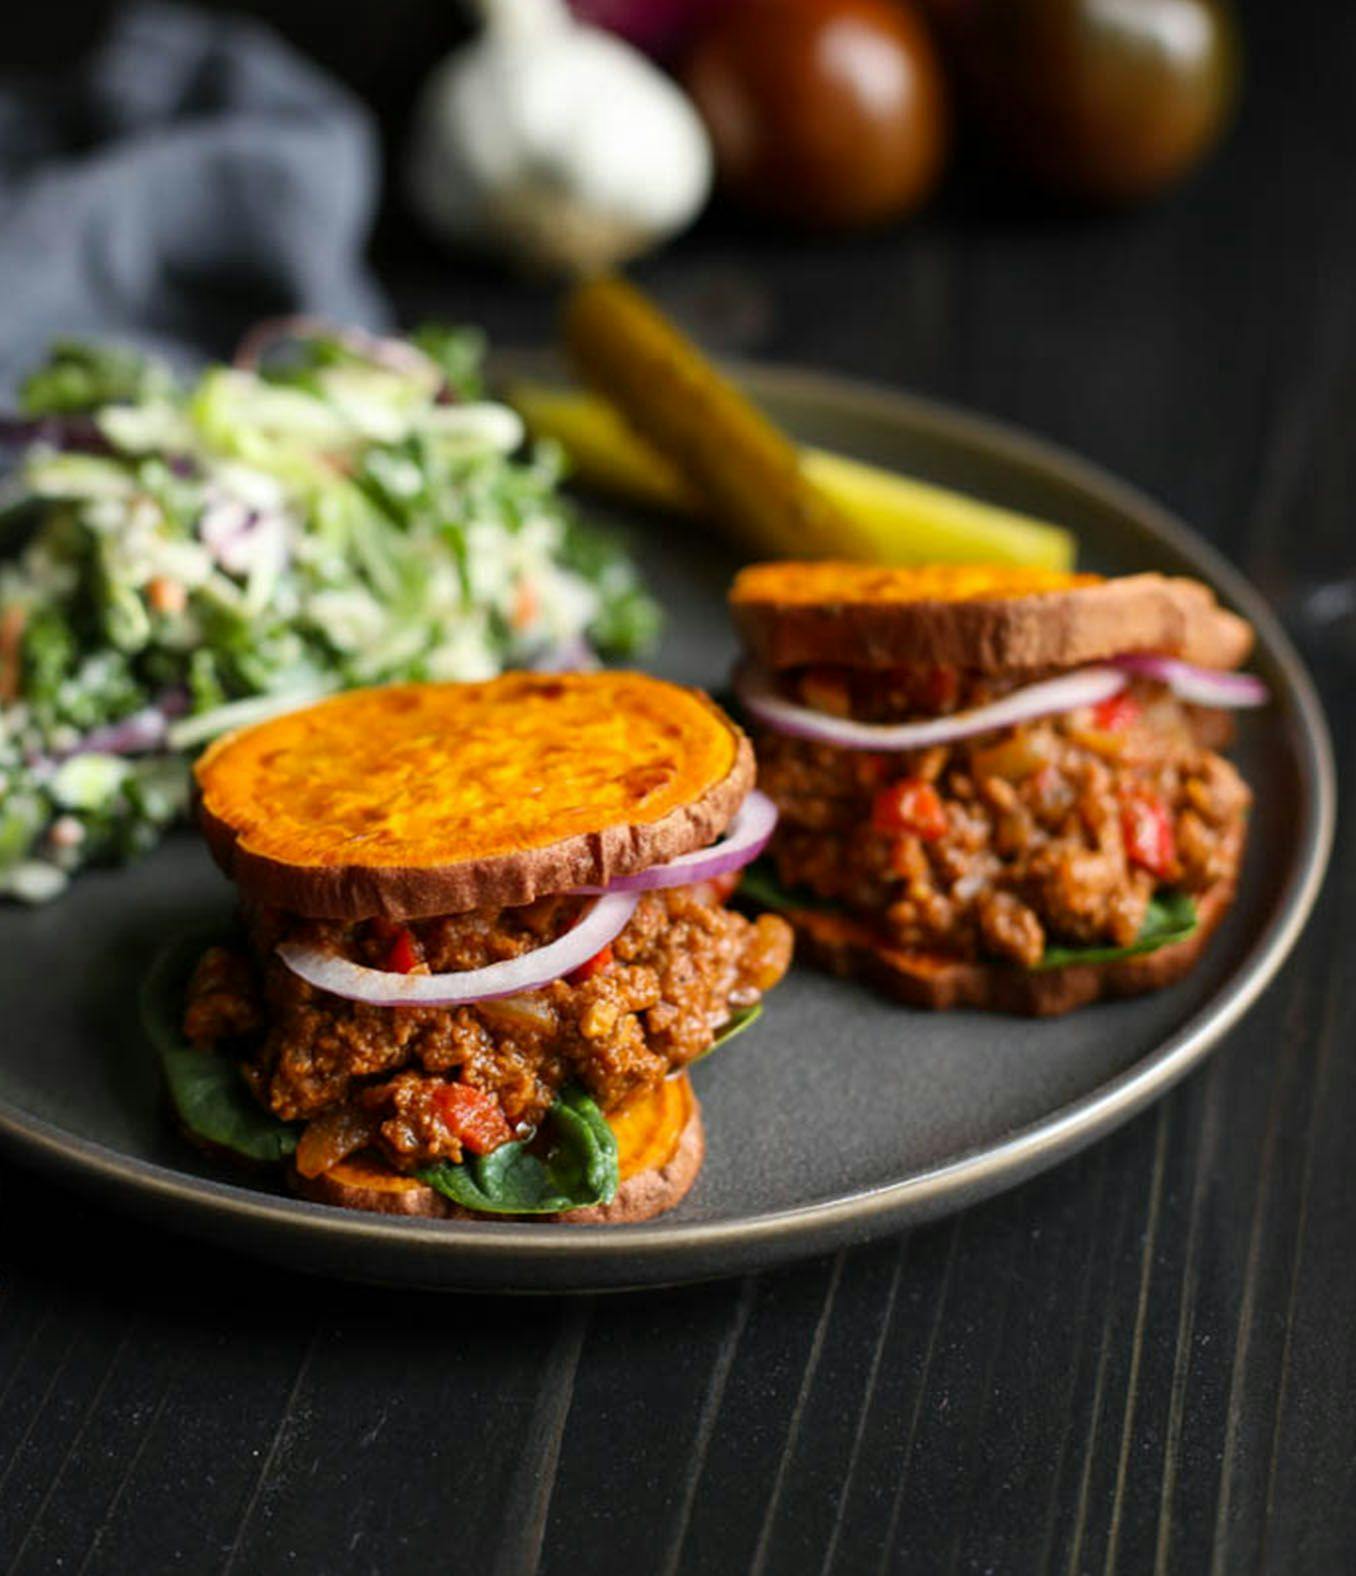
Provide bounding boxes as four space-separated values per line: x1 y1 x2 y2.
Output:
730 563 1265 1016
151 672 792 1222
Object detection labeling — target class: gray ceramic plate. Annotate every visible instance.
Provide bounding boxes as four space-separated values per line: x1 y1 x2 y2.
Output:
0 365 1334 1292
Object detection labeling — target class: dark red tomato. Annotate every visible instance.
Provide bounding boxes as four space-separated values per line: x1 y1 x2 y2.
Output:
682 0 951 228
1121 789 1176 877
433 1084 513 1156
920 0 1238 202
872 777 948 839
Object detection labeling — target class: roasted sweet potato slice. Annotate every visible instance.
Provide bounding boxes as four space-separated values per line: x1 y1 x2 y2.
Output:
297 1153 451 1217
552 1073 705 1223
291 1076 704 1224
195 673 754 919
610 1072 697 1182
783 872 1239 1016
730 561 1254 673
735 562 1098 605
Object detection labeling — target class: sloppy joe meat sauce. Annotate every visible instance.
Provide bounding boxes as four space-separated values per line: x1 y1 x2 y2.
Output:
756 664 1251 970
183 882 792 1175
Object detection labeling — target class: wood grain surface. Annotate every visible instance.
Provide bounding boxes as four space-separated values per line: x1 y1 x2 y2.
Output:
2 1 1353 1569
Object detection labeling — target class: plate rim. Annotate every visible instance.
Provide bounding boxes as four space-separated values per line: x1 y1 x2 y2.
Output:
0 362 1336 1289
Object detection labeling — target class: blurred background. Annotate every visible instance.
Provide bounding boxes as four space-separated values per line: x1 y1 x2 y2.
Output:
2 0 1254 366
0 0 1300 478
1 0 1347 723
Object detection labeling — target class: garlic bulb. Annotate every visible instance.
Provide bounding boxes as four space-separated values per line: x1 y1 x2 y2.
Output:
407 0 713 273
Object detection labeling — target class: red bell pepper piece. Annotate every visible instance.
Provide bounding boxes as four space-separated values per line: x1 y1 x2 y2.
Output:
871 778 948 841
383 928 421 974
1093 693 1143 732
433 1084 513 1155
1122 790 1176 877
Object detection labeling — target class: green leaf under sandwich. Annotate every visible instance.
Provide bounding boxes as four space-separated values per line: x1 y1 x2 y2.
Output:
141 932 298 1165
737 858 1199 973
692 1002 763 1063
735 858 835 916
1031 890 1198 972
419 1084 619 1216
144 932 759 1202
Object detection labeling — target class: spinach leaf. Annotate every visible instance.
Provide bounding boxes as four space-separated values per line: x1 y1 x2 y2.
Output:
735 858 831 914
1034 891 1198 972
739 859 1199 974
691 1003 763 1064
141 932 298 1164
419 1085 618 1215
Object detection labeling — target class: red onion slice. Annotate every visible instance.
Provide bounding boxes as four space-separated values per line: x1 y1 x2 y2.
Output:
574 790 779 894
233 316 441 383
735 664 1130 752
276 891 640 1008
64 705 169 758
1114 654 1269 708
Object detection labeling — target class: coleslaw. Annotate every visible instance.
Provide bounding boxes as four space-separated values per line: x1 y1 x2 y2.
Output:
0 324 659 901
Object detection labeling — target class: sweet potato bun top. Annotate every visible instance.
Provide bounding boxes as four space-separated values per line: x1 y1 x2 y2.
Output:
195 672 755 920
734 563 1098 606
730 562 1253 673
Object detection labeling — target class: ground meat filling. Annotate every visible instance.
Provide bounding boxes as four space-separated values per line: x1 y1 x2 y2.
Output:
756 668 1250 971
183 882 792 1173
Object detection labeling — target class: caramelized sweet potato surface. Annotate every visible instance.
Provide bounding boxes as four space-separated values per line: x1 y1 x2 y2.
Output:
194 673 756 918
198 673 740 870
731 562 1097 607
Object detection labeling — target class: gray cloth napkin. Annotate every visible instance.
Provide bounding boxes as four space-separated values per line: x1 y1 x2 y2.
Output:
0 1 387 392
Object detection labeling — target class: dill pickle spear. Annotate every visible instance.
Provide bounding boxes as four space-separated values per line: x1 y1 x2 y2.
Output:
511 370 1077 570
563 275 857 560
508 379 699 515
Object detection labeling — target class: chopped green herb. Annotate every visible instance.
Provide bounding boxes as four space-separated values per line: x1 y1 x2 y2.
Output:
20 339 173 415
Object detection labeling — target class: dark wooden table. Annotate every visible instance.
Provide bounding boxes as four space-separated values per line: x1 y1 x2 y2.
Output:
3 5 1353 1571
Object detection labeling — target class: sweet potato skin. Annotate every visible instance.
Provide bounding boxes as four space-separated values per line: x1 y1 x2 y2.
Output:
293 1154 451 1217
195 674 755 920
730 564 1254 674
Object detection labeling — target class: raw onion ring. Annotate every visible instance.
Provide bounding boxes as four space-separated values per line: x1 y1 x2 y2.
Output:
573 790 779 894
1114 654 1269 708
736 649 1270 752
734 663 1129 751
277 891 640 1008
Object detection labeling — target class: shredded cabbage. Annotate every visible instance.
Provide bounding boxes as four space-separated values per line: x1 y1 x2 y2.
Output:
0 325 659 899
